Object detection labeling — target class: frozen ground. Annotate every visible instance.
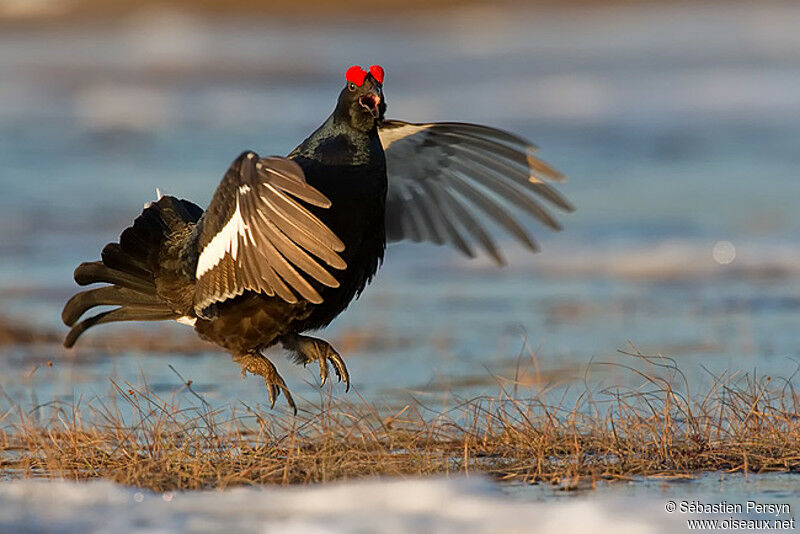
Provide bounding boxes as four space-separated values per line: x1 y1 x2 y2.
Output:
0 476 709 534
2 474 798 533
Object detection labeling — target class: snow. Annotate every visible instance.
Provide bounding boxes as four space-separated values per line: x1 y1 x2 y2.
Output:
0 476 678 534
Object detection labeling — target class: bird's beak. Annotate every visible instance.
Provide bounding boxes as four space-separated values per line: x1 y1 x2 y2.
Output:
358 88 383 119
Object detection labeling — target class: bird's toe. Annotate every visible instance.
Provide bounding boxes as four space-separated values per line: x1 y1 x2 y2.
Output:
233 352 297 414
282 334 350 392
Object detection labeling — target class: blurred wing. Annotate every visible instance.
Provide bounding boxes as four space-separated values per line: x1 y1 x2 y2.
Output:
379 120 572 264
194 152 346 313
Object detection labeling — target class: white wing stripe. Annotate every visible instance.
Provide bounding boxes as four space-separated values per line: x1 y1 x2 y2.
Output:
379 123 430 149
196 195 251 277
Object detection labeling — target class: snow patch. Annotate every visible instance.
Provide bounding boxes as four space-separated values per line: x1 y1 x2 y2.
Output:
0 477 678 534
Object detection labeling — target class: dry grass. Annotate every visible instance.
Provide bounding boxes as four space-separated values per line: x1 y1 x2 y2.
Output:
2 348 799 492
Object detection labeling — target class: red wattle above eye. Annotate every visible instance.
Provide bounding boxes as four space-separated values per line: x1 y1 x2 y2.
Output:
369 65 384 84
346 65 368 86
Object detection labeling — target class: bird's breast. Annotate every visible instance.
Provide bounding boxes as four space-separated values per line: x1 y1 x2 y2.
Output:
290 157 387 329
296 158 387 251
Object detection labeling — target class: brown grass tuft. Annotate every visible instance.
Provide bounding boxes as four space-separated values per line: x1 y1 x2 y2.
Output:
2 348 800 491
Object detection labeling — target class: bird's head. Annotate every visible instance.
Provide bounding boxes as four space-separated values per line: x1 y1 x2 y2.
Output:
336 64 386 132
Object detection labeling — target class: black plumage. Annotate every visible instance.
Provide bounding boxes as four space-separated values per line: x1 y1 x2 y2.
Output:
62 65 572 412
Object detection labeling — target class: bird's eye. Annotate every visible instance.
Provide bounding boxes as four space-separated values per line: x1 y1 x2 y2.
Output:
348 82 356 92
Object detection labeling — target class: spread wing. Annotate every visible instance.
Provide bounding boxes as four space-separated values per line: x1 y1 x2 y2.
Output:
379 120 573 264
193 152 346 313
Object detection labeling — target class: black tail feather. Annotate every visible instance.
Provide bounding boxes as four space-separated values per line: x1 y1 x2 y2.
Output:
119 208 167 262
100 243 154 280
63 195 203 348
62 286 165 327
64 306 179 348
73 262 155 293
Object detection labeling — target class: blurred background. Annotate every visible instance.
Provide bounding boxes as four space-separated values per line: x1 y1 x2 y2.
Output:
1 0 799 412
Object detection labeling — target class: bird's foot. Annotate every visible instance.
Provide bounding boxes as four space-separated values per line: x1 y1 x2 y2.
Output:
281 334 350 391
233 352 296 414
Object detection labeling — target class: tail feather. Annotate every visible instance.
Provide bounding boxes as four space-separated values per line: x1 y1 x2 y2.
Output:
119 227 155 262
74 262 155 293
63 195 203 348
62 286 165 327
119 209 167 261
64 306 179 348
101 243 153 280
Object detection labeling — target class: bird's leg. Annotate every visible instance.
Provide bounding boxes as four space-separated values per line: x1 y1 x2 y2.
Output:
232 351 296 414
280 334 350 391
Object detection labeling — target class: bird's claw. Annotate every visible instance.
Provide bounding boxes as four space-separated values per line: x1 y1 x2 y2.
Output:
283 335 350 392
328 350 350 391
233 352 297 414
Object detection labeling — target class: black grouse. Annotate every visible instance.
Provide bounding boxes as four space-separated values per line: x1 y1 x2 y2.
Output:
62 64 573 412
